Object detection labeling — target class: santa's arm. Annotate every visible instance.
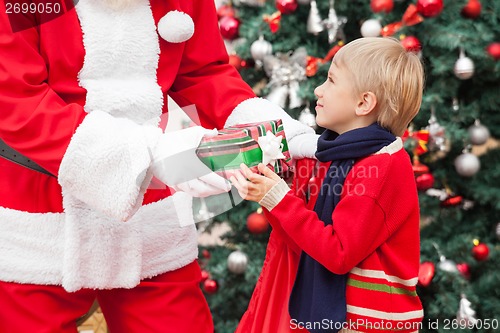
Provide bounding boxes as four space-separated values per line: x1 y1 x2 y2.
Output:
169 0 315 144
0 7 85 176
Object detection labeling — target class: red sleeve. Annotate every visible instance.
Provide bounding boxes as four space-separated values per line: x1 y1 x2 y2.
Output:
0 4 86 175
168 0 255 130
268 190 389 275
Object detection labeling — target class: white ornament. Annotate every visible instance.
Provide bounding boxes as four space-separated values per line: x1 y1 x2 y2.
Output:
258 131 286 166
438 255 458 273
299 105 317 129
454 49 475 80
157 11 194 43
307 0 324 35
250 36 273 62
468 120 490 145
360 19 381 37
227 250 248 274
457 294 478 327
455 152 480 177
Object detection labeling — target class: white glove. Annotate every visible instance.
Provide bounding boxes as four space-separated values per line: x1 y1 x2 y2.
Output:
287 133 320 160
150 126 231 197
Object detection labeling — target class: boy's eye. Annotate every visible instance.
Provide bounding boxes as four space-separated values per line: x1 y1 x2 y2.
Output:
328 77 334 83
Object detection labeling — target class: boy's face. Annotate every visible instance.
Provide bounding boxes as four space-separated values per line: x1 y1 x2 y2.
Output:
314 61 360 134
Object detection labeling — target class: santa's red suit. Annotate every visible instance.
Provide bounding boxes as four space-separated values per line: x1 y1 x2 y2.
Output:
0 0 316 332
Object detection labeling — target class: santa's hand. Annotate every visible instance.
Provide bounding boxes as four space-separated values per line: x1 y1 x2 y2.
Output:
287 132 319 160
151 126 231 196
171 173 231 198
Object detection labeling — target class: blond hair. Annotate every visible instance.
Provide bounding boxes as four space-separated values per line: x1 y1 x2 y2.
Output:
334 37 424 136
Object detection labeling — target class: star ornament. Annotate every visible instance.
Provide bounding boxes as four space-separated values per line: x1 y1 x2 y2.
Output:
258 131 286 166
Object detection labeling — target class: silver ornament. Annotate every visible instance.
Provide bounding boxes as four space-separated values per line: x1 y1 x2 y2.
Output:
360 19 381 37
438 255 458 273
250 36 273 62
307 0 324 35
299 105 317 129
452 98 460 112
324 0 347 44
266 85 289 108
227 250 248 274
468 120 490 145
496 222 500 240
264 48 307 109
455 152 480 177
288 81 303 109
426 110 448 152
454 49 474 80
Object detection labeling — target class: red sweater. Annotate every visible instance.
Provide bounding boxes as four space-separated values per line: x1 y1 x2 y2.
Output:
264 139 423 332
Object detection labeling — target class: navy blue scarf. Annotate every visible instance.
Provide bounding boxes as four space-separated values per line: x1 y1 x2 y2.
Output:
288 123 396 332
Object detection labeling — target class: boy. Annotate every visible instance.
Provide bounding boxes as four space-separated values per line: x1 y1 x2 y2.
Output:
231 37 425 333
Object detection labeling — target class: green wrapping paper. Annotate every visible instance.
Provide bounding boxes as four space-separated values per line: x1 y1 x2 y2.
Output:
196 120 292 179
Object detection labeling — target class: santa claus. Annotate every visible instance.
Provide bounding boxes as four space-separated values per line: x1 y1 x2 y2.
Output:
0 0 317 332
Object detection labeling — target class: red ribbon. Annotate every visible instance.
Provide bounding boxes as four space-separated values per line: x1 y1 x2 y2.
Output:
306 43 345 77
402 129 429 155
381 4 424 37
263 11 282 33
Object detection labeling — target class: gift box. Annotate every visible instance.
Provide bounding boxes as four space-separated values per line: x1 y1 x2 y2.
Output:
196 119 292 179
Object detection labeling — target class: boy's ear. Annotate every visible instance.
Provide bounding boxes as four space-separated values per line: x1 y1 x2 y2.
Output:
355 92 377 116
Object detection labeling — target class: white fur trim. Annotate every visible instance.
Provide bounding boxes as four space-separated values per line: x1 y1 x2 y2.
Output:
158 10 195 43
76 0 163 125
59 110 161 222
0 194 197 291
374 137 403 155
224 97 314 141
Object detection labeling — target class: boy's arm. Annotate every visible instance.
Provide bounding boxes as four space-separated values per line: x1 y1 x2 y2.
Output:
261 181 390 275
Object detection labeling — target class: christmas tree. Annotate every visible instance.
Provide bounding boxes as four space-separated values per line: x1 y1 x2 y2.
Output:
199 1 499 332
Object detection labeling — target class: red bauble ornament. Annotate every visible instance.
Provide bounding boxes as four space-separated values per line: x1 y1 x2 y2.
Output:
219 16 240 40
456 262 471 279
201 270 210 283
440 195 463 207
461 0 481 19
203 279 219 294
418 261 435 287
217 4 235 20
370 0 394 13
247 212 269 234
486 42 500 61
202 249 211 259
416 0 444 18
276 0 298 14
472 242 489 261
401 36 422 53
415 173 434 191
412 160 429 177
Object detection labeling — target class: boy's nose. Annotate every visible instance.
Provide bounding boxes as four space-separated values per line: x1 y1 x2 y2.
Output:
314 84 323 98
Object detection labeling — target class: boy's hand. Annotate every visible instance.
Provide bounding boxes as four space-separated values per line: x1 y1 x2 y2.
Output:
230 163 281 202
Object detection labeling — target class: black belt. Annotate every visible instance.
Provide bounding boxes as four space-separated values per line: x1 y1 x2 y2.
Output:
0 138 55 177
